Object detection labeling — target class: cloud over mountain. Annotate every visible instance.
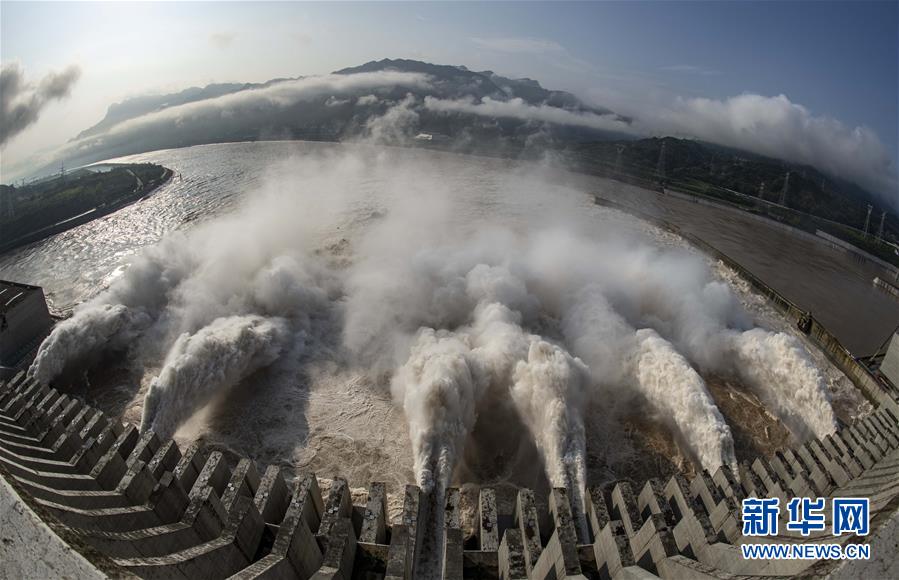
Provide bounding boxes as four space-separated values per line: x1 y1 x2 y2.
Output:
646 93 897 202
18 59 898 206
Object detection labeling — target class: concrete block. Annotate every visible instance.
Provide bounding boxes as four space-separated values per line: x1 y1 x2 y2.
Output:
824 434 863 477
222 458 260 514
90 425 139 489
147 440 181 480
312 518 356 580
750 458 787 501
254 473 325 579
443 528 463 580
254 465 290 525
549 487 583 576
638 479 677 529
612 482 643 538
664 474 717 546
690 471 724 514
385 524 411 579
516 488 542 575
807 439 850 487
360 482 387 544
318 477 351 541
479 487 498 551
385 486 421 579
710 466 744 503
173 442 207 492
444 487 463 579
498 528 527 580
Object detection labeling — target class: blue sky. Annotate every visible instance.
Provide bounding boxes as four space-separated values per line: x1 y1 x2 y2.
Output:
1 1 897 197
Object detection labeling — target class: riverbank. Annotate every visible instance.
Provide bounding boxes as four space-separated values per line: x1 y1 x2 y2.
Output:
0 165 173 255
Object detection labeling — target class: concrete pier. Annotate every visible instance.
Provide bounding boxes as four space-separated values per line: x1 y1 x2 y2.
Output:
3 372 899 578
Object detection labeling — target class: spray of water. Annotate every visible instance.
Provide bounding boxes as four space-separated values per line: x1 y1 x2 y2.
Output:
511 339 590 540
28 146 842 503
28 304 152 385
391 328 483 494
28 233 198 384
728 329 837 440
140 315 290 439
618 253 838 440
633 329 737 472
561 285 737 473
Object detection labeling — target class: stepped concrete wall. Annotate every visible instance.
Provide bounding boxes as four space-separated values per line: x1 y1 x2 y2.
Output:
2 367 899 579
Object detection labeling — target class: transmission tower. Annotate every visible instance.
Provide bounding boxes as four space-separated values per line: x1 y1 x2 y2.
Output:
779 171 790 205
877 210 886 241
656 140 667 183
863 204 873 236
615 144 625 175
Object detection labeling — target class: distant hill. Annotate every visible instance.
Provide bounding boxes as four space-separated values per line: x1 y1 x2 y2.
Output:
567 137 899 255
22 58 893 247
74 80 292 140
71 58 628 155
335 58 617 116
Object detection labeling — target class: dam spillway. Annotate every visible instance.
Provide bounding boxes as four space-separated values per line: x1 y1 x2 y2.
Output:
3 143 898 579
2 368 899 579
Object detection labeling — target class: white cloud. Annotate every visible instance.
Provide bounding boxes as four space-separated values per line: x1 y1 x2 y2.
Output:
470 37 565 54
426 90 897 205
366 94 420 143
31 71 433 176
357 94 379 106
325 96 350 107
423 96 634 134
645 93 898 203
1 62 82 147
90 71 432 138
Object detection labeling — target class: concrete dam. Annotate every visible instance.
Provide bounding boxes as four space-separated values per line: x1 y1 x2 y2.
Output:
2 367 899 579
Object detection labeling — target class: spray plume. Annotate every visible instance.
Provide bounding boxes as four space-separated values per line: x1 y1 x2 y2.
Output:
511 340 590 540
141 315 289 439
617 254 838 440
562 285 737 473
27 145 841 505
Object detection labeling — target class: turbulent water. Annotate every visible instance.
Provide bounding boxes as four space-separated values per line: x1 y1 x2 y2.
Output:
1 143 866 531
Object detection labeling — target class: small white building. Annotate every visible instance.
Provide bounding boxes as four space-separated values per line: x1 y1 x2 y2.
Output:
0 280 53 378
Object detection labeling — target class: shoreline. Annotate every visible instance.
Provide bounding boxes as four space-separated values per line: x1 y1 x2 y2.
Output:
0 166 174 255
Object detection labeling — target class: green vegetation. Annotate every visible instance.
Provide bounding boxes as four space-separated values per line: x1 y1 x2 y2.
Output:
565 137 899 267
0 163 171 251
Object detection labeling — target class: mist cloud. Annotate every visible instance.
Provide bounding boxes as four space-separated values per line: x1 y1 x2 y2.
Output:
425 91 897 204
0 62 81 147
423 95 633 134
16 61 895 206
103 71 432 136
648 93 898 204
